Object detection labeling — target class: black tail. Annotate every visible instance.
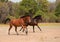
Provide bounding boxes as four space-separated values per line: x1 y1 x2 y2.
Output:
4 18 11 24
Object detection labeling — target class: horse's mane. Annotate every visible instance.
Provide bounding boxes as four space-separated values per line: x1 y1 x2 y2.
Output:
20 15 31 18
33 15 42 22
33 15 42 19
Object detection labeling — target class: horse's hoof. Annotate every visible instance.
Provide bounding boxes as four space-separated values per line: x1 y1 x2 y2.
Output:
26 33 28 35
33 31 35 32
17 34 19 35
40 29 42 31
8 33 10 35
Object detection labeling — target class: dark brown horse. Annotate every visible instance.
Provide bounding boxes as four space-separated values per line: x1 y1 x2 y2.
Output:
20 15 42 32
5 15 31 35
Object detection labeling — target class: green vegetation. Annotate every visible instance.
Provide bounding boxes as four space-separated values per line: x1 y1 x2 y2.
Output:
0 0 60 23
19 0 37 16
55 3 60 22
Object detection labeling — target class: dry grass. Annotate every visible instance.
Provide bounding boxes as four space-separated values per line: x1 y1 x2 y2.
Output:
0 23 60 42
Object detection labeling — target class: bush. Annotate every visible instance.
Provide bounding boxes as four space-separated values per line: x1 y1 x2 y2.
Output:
48 13 57 22
34 10 49 22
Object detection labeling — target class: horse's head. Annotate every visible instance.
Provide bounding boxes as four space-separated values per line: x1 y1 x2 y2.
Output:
20 15 31 23
24 15 31 23
27 16 31 23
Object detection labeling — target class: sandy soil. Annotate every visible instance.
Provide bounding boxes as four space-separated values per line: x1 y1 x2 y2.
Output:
0 23 60 42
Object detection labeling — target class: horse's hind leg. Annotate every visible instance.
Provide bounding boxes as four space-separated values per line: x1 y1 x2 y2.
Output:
15 26 19 35
36 25 42 31
8 25 12 35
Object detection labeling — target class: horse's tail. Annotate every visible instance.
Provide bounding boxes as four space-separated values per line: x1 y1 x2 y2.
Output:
4 18 11 24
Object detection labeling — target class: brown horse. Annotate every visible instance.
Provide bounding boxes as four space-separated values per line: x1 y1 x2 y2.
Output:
7 15 31 35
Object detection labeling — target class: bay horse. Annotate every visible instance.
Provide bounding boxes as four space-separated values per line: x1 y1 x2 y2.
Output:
4 15 31 35
20 15 42 32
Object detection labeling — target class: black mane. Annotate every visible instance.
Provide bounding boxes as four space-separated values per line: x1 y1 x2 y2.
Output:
20 15 31 18
33 15 42 22
33 15 42 19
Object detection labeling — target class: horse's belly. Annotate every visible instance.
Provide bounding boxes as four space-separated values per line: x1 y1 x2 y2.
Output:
12 21 21 26
13 22 21 26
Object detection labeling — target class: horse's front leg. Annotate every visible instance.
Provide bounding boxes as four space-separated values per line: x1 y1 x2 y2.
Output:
23 26 28 35
36 25 42 31
19 27 25 32
15 26 19 35
26 27 28 35
33 25 35 32
19 27 22 31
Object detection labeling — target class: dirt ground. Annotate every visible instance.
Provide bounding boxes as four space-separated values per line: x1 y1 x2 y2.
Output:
0 23 60 42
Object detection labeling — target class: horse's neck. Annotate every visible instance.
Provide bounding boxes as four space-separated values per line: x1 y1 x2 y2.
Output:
33 18 39 23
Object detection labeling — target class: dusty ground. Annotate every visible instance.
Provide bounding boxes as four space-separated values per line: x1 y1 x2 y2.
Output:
0 23 60 42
